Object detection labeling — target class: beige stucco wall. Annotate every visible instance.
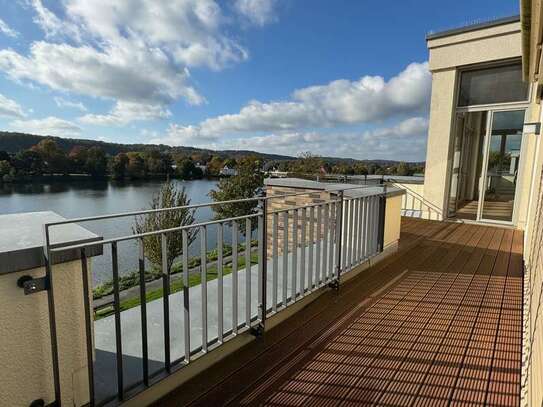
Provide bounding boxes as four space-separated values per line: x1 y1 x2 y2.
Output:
383 194 401 249
428 21 522 71
423 68 457 218
521 100 543 407
0 260 92 407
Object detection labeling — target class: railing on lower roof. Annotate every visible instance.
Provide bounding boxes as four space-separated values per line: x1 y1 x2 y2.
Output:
43 184 387 406
396 185 443 220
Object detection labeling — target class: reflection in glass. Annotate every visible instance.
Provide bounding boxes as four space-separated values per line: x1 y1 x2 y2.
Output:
458 64 529 107
481 110 525 222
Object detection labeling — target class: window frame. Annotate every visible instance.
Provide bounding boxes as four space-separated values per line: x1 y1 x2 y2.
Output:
455 59 531 111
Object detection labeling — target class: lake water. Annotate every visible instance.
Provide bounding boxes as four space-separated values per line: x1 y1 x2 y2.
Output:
0 179 236 286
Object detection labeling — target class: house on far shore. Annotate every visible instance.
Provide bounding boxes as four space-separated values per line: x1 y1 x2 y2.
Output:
195 163 207 175
219 166 237 177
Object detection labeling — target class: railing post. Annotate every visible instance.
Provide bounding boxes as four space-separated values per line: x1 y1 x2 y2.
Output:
377 186 387 252
43 224 62 406
331 190 344 290
255 190 267 334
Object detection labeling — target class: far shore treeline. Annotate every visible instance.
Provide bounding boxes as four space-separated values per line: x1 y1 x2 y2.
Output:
0 131 424 183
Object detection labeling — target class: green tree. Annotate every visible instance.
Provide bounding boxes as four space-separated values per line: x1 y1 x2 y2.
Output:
207 156 224 176
126 152 146 179
110 153 129 180
353 163 368 175
0 160 15 182
395 162 412 176
133 182 197 274
145 150 173 174
85 147 107 177
209 155 264 232
291 152 324 174
12 150 44 175
176 158 196 179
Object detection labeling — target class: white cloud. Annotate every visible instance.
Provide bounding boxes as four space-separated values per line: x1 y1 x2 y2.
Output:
153 117 429 161
9 116 82 137
0 41 202 106
234 0 277 26
154 62 431 142
79 101 171 126
0 0 258 125
0 93 26 118
0 18 19 38
54 96 87 112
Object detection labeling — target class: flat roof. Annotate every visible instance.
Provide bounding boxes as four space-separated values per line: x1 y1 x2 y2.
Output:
426 15 520 41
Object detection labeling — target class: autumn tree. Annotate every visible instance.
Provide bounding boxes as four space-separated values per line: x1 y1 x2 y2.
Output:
32 139 68 174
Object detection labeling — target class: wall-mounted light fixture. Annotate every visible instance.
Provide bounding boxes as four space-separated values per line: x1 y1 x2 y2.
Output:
523 122 541 135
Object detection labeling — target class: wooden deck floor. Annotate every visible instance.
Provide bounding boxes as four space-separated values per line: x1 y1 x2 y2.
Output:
156 218 523 407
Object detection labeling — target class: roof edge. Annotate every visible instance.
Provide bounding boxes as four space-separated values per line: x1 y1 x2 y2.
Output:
427 15 521 41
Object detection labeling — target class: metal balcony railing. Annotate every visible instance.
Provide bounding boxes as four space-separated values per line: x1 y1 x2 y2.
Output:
40 184 388 406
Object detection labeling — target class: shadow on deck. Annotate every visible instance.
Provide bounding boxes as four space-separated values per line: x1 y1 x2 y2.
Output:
155 218 523 407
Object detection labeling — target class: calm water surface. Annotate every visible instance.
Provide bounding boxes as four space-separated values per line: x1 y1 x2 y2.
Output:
0 179 228 285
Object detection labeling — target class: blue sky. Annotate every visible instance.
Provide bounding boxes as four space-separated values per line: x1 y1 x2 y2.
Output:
0 0 520 161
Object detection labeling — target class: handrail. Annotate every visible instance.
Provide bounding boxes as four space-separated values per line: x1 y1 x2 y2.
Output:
49 213 261 253
44 183 380 229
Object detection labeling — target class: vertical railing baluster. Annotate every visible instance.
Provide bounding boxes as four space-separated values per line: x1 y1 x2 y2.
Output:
217 224 224 342
353 198 359 265
300 208 306 296
161 233 171 373
342 198 348 273
200 226 208 352
372 197 379 255
232 222 239 333
347 199 354 271
245 218 252 327
361 197 368 260
111 242 123 400
138 238 149 386
282 211 288 307
182 230 190 363
291 209 298 302
335 191 344 281
316 205 322 285
368 197 374 256
308 206 315 290
378 191 387 253
328 202 335 280
272 213 278 312
80 248 95 406
259 197 267 324
322 203 329 282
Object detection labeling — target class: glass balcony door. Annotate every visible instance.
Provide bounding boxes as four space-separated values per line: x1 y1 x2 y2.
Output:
478 109 525 223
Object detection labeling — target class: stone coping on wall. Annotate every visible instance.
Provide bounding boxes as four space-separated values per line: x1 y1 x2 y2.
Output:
264 178 406 198
0 211 103 275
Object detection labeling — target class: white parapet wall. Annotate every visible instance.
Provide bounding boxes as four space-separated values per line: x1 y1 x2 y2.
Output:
0 212 102 407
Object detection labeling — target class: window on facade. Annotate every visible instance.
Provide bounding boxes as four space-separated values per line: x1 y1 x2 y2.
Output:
458 63 529 107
